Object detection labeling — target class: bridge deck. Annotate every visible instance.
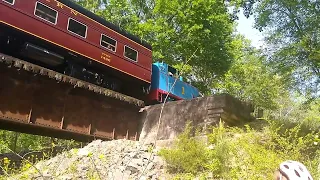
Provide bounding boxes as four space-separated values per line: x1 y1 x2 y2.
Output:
0 53 143 141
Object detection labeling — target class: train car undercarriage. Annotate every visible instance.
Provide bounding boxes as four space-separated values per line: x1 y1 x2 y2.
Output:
0 23 151 102
0 52 144 141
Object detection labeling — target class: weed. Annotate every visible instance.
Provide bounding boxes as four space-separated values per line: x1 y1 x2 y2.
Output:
159 120 320 179
158 121 209 175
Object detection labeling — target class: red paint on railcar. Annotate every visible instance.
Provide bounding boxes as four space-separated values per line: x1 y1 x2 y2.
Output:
0 0 152 83
44 0 152 57
148 89 183 103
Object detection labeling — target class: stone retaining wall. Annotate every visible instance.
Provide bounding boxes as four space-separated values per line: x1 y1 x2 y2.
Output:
138 93 255 143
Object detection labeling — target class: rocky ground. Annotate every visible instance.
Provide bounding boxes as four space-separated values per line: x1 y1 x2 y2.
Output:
8 139 170 180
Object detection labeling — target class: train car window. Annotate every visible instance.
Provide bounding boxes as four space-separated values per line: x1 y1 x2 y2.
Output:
2 0 15 5
34 2 58 25
168 66 177 75
67 18 87 38
100 34 117 52
124 46 138 62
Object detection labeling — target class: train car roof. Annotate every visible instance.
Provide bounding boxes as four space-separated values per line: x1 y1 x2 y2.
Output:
58 0 152 50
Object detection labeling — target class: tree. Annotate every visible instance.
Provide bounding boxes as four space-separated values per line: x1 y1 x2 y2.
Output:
212 35 288 110
243 0 320 98
0 130 79 153
72 0 246 93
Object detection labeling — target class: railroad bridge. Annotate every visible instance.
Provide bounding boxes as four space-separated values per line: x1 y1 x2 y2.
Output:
0 53 255 142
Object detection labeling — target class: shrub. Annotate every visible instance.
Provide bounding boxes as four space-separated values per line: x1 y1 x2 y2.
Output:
159 120 320 179
158 122 209 175
204 122 283 179
265 120 320 160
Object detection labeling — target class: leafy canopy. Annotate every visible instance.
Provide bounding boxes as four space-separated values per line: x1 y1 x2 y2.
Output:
243 0 320 98
72 0 246 93
212 35 288 110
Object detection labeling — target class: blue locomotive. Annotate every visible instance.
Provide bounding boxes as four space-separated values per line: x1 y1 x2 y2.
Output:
147 62 201 103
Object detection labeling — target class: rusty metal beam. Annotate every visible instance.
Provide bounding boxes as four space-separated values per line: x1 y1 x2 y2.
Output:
0 53 143 141
0 53 144 107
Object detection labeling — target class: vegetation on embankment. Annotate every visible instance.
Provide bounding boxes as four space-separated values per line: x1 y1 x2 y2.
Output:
0 132 81 154
0 0 319 179
1 118 320 180
159 120 320 180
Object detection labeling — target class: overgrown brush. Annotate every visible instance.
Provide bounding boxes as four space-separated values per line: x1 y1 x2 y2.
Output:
158 122 209 175
158 120 320 179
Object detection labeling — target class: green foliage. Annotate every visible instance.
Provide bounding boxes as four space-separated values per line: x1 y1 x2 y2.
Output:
212 35 288 110
159 120 320 179
0 130 80 153
158 122 209 175
248 0 320 98
72 0 248 93
303 99 320 128
265 121 319 160
264 95 320 131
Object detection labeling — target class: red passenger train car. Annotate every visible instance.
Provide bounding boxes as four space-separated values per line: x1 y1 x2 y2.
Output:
0 0 153 99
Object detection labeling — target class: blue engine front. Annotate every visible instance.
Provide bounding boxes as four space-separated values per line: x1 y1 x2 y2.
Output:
148 62 200 103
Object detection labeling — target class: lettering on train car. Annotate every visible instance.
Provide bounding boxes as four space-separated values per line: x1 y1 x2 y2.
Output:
71 9 78 16
101 52 111 62
55 1 64 8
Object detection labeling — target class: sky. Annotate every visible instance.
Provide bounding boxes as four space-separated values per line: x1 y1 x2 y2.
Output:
235 9 265 49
